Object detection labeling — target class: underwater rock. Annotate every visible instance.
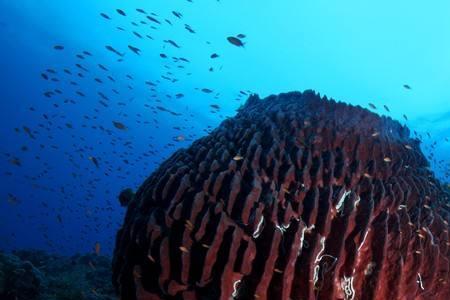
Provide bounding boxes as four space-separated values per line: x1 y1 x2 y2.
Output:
0 252 44 300
0 250 116 300
112 91 450 300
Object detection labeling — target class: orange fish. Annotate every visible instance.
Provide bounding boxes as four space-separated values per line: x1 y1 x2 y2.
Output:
94 242 101 255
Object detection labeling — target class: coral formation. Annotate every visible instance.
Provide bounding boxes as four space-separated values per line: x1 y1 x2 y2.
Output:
0 250 115 300
113 91 450 299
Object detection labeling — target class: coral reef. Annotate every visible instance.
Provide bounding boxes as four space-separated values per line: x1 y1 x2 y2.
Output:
0 250 115 300
113 91 450 299
0 251 44 300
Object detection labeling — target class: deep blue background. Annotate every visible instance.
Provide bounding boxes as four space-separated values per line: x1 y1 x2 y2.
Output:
0 0 449 256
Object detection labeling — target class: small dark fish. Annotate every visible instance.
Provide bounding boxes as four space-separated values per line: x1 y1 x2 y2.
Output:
116 9 126 16
133 31 143 39
88 156 99 168
175 93 184 99
202 88 213 93
76 63 88 72
368 103 376 109
53 45 64 50
23 126 35 139
9 157 21 166
100 13 111 20
160 53 167 58
210 53 219 59
43 91 53 98
403 84 411 90
136 8 146 14
237 33 246 39
98 64 108 71
128 45 141 55
403 114 408 121
210 104 220 110
75 64 89 72
105 45 123 56
98 92 109 100
185 24 195 33
112 121 127 130
172 11 182 19
227 36 244 47
83 51 92 56
147 16 161 24
384 105 390 112
164 40 180 48
41 73 49 80
7 193 19 205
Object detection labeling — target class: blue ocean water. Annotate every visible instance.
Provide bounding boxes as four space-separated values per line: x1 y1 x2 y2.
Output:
0 0 449 257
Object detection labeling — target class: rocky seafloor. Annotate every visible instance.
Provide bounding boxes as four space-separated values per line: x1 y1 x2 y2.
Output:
0 249 115 300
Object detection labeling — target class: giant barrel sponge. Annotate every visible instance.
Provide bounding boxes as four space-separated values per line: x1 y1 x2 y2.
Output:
112 91 450 300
